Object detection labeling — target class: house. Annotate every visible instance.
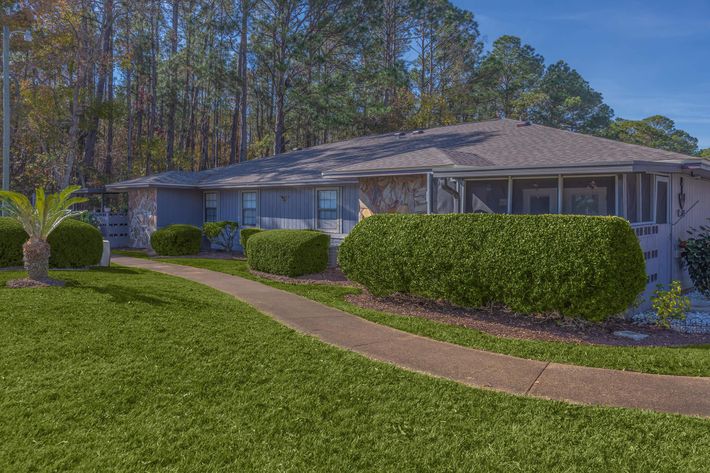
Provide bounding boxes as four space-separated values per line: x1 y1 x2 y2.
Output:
107 118 710 302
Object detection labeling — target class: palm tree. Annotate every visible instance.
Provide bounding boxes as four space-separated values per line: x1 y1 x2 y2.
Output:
0 186 87 281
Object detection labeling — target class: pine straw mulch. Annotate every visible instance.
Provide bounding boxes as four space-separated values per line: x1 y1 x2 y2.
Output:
5 278 65 289
345 291 710 347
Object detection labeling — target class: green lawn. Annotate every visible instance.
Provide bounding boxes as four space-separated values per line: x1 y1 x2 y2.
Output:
1 267 708 471
124 254 710 377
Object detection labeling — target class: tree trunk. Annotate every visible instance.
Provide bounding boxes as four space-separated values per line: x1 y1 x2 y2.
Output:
238 0 249 163
83 0 113 180
23 238 50 281
166 0 179 169
104 4 115 179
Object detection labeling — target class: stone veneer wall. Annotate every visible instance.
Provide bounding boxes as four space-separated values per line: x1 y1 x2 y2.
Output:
128 188 158 248
359 175 427 220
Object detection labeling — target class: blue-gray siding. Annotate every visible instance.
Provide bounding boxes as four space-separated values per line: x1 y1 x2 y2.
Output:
153 184 360 252
156 189 203 228
213 184 359 232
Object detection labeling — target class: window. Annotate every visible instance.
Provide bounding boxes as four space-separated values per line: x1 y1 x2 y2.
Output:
242 191 257 226
512 178 558 214
655 177 669 224
562 176 616 216
204 192 218 222
465 180 508 213
317 189 339 231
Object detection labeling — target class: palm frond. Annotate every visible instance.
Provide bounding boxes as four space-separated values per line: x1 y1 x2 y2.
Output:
0 187 89 240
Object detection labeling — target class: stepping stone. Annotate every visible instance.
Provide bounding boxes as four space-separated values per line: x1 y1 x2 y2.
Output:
613 330 649 341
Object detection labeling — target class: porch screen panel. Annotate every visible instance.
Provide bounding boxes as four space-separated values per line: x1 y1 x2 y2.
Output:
655 180 669 224
465 180 508 213
625 173 639 222
562 176 616 216
641 174 653 222
512 178 558 214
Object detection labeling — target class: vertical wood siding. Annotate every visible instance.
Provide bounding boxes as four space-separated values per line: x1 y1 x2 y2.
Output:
154 183 359 238
156 189 203 228
259 187 316 229
219 190 240 221
671 174 710 286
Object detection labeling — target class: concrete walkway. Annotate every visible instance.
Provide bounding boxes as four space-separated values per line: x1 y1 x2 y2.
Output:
114 256 710 417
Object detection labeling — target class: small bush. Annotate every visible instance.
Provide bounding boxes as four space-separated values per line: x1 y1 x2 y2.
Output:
203 221 239 253
0 217 27 267
240 227 263 255
682 220 710 297
338 214 647 321
151 224 202 256
48 219 104 268
651 281 690 328
247 230 330 277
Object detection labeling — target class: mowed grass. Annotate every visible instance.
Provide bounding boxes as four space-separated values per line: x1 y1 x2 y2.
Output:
1 267 709 471
135 255 710 377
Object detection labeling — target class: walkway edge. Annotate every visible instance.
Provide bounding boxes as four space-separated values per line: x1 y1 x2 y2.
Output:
112 256 710 418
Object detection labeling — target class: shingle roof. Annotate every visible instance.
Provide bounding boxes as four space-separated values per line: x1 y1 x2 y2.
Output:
107 119 700 190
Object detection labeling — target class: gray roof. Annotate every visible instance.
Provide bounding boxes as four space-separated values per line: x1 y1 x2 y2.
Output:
107 119 700 190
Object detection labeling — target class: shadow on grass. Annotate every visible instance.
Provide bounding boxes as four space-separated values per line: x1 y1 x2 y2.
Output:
73 283 173 306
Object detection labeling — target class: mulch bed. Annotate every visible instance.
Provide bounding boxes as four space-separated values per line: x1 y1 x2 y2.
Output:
6 278 65 288
250 267 355 286
345 291 710 347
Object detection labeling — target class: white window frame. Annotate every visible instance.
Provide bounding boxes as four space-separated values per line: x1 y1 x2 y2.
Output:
241 190 259 227
203 191 219 223
315 187 341 233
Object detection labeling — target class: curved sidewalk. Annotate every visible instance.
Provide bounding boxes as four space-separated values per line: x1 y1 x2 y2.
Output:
114 256 710 417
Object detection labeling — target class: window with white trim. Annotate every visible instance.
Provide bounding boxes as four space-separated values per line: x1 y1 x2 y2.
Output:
204 192 218 222
317 189 339 231
242 191 257 226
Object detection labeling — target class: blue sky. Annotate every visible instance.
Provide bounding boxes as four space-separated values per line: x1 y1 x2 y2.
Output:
452 0 710 148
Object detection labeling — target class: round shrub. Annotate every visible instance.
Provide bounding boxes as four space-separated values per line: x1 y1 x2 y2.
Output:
150 224 202 256
338 214 647 321
0 217 27 267
247 230 330 277
239 227 262 255
48 219 104 268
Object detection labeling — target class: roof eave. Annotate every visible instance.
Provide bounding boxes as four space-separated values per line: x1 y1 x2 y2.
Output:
198 178 359 189
105 182 200 191
432 160 686 178
323 167 442 179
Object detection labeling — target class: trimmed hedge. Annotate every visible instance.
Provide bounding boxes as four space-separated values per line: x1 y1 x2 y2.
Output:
338 214 647 321
239 227 263 255
0 217 27 267
151 224 202 256
0 217 103 268
247 229 330 277
48 219 104 268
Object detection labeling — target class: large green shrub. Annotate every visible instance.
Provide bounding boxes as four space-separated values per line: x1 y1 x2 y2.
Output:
682 220 710 297
0 217 27 267
239 227 262 255
247 230 330 277
338 214 646 321
48 219 104 268
0 216 103 269
151 224 202 256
